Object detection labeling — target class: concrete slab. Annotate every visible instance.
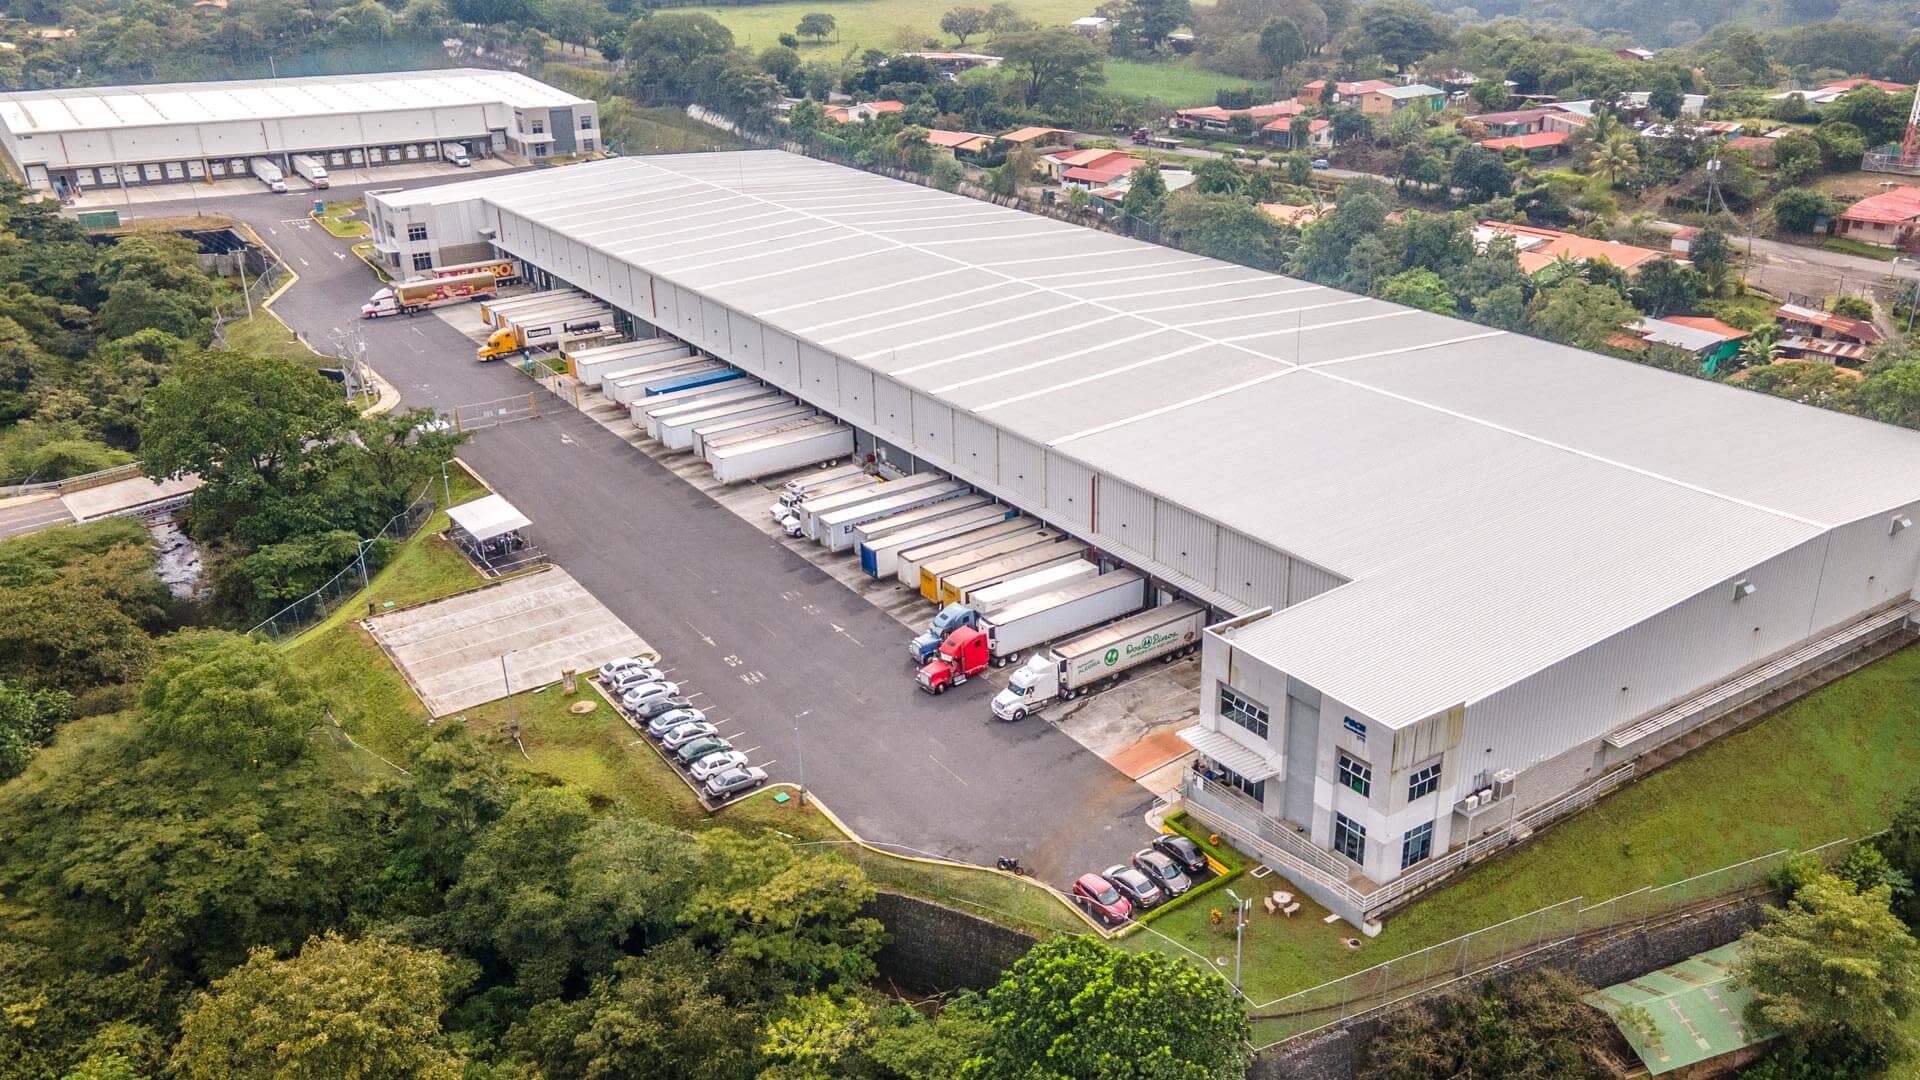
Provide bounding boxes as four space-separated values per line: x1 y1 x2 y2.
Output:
0 495 75 539
60 474 200 520
368 567 650 716
66 158 516 209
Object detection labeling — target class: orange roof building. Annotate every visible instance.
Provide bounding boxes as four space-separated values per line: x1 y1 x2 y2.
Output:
1476 130 1571 152
998 126 1072 146
1835 186 1920 248
1478 221 1668 275
925 129 993 153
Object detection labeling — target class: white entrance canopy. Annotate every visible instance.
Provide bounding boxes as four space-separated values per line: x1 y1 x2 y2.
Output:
1179 724 1282 781
446 494 531 542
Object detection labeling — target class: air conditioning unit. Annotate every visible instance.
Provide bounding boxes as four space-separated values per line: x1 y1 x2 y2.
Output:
1463 793 1481 811
1492 770 1516 801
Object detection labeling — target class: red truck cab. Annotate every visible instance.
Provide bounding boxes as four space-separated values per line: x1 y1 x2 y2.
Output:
917 625 990 694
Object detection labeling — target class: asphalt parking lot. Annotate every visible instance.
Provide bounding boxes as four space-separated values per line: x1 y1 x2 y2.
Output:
119 181 1165 887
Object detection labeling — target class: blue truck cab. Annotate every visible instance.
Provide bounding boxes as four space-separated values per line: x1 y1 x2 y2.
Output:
907 603 981 665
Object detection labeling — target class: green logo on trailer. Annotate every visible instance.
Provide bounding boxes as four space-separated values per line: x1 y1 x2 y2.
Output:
1104 648 1120 666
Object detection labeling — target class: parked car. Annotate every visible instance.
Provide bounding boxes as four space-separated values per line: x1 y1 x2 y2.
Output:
620 681 681 711
704 766 768 799
1103 864 1165 911
633 696 694 721
688 749 750 781
606 666 668 693
1132 848 1192 898
674 735 731 765
598 656 657 682
646 707 707 737
1151 834 1210 877
661 721 720 750
1072 872 1132 926
1311 158 1330 169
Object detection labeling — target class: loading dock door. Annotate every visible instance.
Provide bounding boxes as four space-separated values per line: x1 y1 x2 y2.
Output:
329 151 345 166
164 162 185 180
186 160 205 178
209 161 227 177
141 164 162 182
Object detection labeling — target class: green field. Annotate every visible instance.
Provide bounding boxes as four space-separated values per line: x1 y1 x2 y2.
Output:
1128 641 1920 1010
1101 57 1261 105
683 0 1091 51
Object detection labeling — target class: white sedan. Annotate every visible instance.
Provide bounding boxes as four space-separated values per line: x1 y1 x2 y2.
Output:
688 749 750 781
661 720 720 750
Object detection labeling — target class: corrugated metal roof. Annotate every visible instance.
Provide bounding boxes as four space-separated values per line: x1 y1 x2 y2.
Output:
386 152 1920 724
0 69 586 135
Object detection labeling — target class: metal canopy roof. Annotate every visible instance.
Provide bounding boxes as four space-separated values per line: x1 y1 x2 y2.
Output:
0 69 587 135
446 494 531 542
400 152 1920 725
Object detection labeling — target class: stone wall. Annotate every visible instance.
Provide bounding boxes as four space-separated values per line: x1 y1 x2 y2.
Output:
1248 898 1769 1080
862 891 1038 994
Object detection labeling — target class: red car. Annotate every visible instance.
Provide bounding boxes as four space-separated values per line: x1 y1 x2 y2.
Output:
1072 872 1133 926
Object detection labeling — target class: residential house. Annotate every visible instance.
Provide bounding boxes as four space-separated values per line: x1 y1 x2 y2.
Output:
1669 225 1700 254
1614 316 1747 370
825 100 906 123
924 129 994 158
1042 147 1140 184
1260 115 1331 150
1260 202 1333 227
1295 78 1394 107
1767 76 1911 109
1775 303 1882 366
1476 130 1571 157
1172 100 1303 133
1087 168 1192 210
1356 84 1446 115
1477 221 1669 276
998 126 1073 150
1834 186 1920 249
1468 107 1564 137
1554 92 1706 120
1615 46 1656 61
902 51 1003 74
1070 15 1109 34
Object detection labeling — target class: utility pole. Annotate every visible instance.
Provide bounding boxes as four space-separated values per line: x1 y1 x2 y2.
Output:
792 709 810 805
1224 887 1252 989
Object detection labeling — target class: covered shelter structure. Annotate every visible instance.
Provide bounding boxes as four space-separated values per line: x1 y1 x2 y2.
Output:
445 493 538 574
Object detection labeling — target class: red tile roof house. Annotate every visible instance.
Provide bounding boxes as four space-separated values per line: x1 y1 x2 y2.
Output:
1835 187 1920 250
1042 147 1138 183
1296 78 1394 107
1261 116 1331 150
1172 101 1304 133
1476 130 1571 156
924 129 994 156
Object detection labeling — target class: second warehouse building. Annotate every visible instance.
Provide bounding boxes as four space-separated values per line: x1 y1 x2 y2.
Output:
369 152 1920 925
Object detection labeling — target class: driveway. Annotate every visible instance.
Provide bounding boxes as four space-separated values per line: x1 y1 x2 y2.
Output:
113 183 1163 887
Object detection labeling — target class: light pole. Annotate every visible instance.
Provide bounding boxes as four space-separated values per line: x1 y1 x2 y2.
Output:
500 649 519 743
1224 887 1253 990
792 709 810 806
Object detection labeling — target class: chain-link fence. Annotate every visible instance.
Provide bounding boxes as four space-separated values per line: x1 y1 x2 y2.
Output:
247 483 439 642
1246 835 1859 1047
451 394 542 432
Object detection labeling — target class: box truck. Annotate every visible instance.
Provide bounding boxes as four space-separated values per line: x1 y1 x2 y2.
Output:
477 310 615 361
917 527 1063 601
992 601 1205 721
939 542 1092 607
861 504 1019 580
917 571 1146 693
290 154 329 188
441 142 473 167
709 423 856 483
360 271 497 318
798 472 951 542
894 520 1043 589
250 157 287 193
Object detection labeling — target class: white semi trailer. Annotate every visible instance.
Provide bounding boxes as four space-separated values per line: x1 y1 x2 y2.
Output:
249 157 287 192
708 423 857 483
290 154 330 188
992 600 1205 721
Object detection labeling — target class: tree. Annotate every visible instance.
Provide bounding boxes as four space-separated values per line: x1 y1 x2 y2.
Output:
1358 968 1607 1080
996 29 1106 106
172 932 463 1080
0 679 69 781
625 13 735 105
1469 75 1509 111
1647 72 1685 121
1119 163 1169 224
0 578 154 693
1257 17 1307 78
1526 278 1638 351
1858 360 1920 428
1161 192 1294 271
940 6 986 45
1734 872 1919 1059
1830 295 1874 320
964 936 1250 1080
1588 133 1640 188
140 630 319 767
1449 144 1512 202
1630 257 1703 317
1354 0 1449 72
795 12 836 42
1377 268 1456 314
1772 189 1831 234
1192 155 1247 196
1689 227 1733 295
1879 787 1920 925
983 1 1036 35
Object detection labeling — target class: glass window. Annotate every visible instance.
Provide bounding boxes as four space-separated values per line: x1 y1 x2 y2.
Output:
407 223 428 241
1218 685 1269 739
532 119 546 134
385 222 395 238
1338 753 1371 797
1214 764 1264 803
411 253 433 271
581 139 595 153
1401 821 1434 869
1408 762 1442 800
1333 813 1366 864
534 144 549 158
1343 716 1367 741
580 114 594 130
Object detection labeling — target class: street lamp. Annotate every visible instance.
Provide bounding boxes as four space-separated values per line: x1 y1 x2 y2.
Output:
791 709 811 806
1223 887 1253 990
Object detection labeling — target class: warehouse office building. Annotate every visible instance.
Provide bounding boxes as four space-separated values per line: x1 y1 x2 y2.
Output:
370 153 1920 925
0 69 597 195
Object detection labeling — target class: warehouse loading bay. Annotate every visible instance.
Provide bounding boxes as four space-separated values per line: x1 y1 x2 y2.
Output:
180 186 1181 888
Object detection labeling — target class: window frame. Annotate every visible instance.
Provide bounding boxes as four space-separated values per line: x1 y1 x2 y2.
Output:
1408 761 1442 801
411 252 434 272
406 223 429 242
1337 752 1372 797
1333 812 1366 865
1401 821 1434 869
1218 684 1270 740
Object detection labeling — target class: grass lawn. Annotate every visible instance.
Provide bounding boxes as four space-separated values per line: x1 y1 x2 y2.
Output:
1128 642 1920 1013
312 200 370 238
1101 58 1262 106
1823 236 1899 261
685 0 1091 50
1699 291 1781 331
219 310 324 364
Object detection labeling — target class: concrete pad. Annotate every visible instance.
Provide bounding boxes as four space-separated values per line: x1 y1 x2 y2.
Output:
1107 727 1192 780
60 474 200 520
367 567 650 716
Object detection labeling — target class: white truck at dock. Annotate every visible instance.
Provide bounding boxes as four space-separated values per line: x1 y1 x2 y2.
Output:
992 600 1205 721
290 154 329 188
441 142 473 167
249 157 287 192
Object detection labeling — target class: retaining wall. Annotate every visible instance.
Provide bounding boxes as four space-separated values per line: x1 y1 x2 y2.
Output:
862 891 1038 994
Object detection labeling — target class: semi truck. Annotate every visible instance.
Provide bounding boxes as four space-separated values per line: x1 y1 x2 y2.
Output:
250 157 287 193
916 527 1064 601
909 562 1099 665
917 571 1146 694
360 271 498 318
798 472 950 542
908 603 984 666
476 310 615 361
858 504 1021 579
441 142 473 167
939 541 1092 607
893 520 1043 589
991 601 1205 721
290 154 329 188
709 423 856 483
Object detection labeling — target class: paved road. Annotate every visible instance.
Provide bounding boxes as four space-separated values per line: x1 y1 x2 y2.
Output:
0 497 75 540
122 182 1161 888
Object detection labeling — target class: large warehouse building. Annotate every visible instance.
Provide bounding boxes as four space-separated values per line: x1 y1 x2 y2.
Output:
369 152 1920 925
0 69 597 195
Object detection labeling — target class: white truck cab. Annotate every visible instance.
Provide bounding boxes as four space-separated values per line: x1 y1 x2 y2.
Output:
992 656 1056 722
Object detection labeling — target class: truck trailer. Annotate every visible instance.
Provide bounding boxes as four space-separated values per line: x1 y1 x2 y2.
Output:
703 414 831 458
856 503 1020 578
428 258 518 283
290 154 329 188
894 520 1043 589
784 464 868 499
360 272 498 318
798 472 950 542
645 368 741 397
917 571 1147 694
636 383 771 434
939 542 1093 607
814 479 967 551
588 346 697 391
605 361 723 405
991 601 1205 721
916 527 1062 601
479 289 583 326
477 309 615 361
709 423 856 483
965 559 1099 613
695 405 817 457
850 495 992 548
249 157 287 193
656 395 793 450
771 466 876 518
